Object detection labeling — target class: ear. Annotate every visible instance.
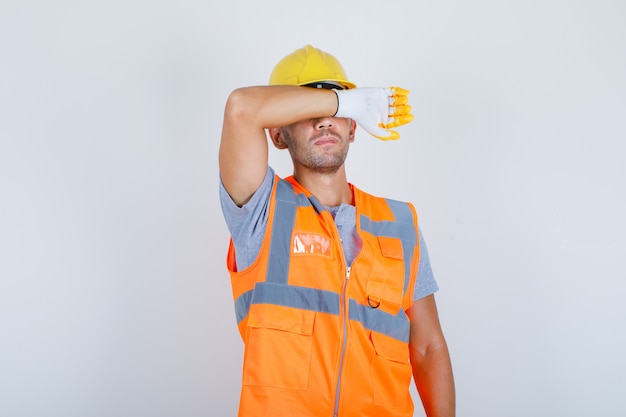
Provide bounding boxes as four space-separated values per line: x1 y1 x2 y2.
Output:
348 118 357 143
269 127 288 149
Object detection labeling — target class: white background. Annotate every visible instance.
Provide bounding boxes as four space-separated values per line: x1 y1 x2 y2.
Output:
1 1 625 416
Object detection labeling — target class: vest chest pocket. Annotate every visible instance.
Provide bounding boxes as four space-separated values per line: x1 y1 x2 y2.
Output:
366 236 405 315
243 304 315 390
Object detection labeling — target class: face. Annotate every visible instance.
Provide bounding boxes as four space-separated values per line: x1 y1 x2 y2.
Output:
271 116 356 174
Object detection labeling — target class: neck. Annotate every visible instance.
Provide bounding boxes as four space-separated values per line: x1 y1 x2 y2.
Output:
292 165 353 207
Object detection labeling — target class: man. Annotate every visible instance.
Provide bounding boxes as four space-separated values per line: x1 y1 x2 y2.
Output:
219 45 455 417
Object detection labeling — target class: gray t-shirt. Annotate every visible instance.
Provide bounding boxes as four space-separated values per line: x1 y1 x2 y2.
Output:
220 167 439 300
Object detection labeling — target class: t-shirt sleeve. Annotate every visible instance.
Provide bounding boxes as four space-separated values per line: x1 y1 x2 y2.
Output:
219 167 275 271
413 227 439 300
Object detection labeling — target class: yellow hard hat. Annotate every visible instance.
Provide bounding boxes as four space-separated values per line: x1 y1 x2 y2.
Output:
269 45 356 90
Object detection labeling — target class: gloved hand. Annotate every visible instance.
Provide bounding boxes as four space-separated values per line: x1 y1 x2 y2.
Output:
334 87 414 140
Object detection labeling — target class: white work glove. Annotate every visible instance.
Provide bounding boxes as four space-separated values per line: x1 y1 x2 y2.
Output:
334 87 414 140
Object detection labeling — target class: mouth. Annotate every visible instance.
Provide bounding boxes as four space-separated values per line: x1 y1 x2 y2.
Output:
312 135 339 146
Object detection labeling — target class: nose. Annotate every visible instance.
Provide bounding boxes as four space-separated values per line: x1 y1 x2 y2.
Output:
314 117 334 129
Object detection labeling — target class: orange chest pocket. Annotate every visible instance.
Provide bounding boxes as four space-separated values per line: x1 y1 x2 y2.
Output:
365 236 405 314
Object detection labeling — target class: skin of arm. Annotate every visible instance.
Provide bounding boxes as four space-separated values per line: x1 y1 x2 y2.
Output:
219 86 338 206
408 294 456 417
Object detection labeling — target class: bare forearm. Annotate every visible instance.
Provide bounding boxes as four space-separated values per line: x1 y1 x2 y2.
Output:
411 343 456 417
224 85 337 129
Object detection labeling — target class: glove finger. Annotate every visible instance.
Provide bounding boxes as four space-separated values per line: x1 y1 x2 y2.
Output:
385 87 410 103
390 104 412 117
364 121 400 140
372 128 400 141
375 87 412 139
390 86 410 96
382 114 415 129
390 95 409 106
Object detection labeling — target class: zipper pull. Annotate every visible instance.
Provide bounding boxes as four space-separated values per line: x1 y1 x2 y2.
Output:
346 266 351 279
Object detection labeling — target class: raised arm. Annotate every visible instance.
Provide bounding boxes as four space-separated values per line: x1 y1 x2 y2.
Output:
218 86 337 206
219 85 414 205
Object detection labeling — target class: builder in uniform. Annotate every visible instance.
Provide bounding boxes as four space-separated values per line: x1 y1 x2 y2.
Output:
219 45 455 417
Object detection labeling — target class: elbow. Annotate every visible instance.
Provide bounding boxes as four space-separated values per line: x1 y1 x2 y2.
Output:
409 335 450 363
224 87 258 124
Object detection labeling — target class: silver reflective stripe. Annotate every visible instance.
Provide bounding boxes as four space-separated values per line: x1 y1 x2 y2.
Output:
385 199 415 225
250 282 340 315
349 299 410 343
234 282 340 325
234 284 339 324
359 199 417 292
308 194 327 214
235 285 409 342
234 290 254 323
266 180 317 284
266 180 299 284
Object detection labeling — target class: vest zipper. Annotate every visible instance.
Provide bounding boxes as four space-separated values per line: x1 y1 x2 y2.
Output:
333 266 351 417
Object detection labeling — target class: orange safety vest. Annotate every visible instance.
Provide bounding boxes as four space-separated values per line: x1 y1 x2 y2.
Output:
227 175 420 417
